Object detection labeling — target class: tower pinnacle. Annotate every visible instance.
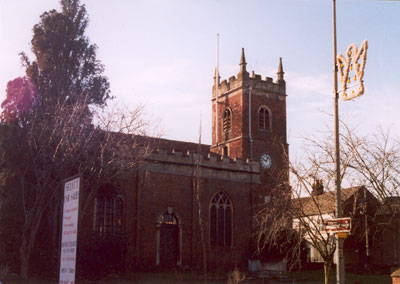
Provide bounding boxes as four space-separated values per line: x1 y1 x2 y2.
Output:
277 57 284 81
239 48 247 73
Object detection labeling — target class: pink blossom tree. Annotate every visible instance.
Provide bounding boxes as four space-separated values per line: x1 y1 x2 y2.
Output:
1 77 38 123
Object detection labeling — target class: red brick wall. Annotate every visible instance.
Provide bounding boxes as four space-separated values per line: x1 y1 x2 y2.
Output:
129 169 254 270
211 78 288 180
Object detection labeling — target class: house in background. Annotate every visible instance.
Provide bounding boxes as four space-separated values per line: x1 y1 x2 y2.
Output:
292 185 380 269
370 197 400 270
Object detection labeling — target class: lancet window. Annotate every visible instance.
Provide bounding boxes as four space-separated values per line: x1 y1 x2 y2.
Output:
223 108 232 132
209 191 233 247
258 106 271 130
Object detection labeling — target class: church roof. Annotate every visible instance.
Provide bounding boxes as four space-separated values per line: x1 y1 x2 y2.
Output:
149 136 211 155
128 134 211 156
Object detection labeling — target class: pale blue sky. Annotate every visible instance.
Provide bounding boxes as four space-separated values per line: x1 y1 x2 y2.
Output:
1 0 400 156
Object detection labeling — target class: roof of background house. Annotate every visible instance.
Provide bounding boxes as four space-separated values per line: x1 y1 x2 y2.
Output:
293 186 364 216
377 196 400 215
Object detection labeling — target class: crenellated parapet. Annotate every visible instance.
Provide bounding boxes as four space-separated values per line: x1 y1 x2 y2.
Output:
144 148 260 183
212 49 286 98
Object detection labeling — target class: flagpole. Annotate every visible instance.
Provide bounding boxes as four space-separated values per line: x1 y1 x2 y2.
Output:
215 33 220 147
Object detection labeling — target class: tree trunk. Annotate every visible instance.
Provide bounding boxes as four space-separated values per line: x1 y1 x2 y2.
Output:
51 199 61 277
194 177 207 280
395 225 399 266
198 193 207 281
323 260 332 284
19 193 48 280
19 245 29 280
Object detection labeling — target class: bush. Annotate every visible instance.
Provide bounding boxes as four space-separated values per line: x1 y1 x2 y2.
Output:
78 232 128 280
0 264 10 280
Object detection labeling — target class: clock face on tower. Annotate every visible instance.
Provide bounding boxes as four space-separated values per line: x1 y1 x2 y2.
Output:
260 153 272 170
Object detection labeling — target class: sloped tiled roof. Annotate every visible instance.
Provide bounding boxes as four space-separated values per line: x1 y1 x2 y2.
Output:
377 196 400 215
134 135 211 155
293 186 363 216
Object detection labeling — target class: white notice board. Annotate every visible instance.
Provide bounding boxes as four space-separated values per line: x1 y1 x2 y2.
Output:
59 175 80 284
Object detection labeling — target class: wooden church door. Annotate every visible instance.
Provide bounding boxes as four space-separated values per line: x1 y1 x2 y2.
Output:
158 211 179 267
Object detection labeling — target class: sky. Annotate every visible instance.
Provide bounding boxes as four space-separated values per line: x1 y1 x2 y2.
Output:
1 0 400 157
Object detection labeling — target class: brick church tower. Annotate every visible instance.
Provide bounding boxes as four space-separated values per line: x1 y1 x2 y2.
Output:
211 49 288 185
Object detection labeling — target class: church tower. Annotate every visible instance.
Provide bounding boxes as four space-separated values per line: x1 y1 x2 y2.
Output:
211 49 288 184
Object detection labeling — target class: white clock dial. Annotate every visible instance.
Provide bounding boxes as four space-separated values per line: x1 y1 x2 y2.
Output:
260 153 272 170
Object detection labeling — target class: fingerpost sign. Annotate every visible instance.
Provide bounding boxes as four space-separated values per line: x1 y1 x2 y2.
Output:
323 217 351 233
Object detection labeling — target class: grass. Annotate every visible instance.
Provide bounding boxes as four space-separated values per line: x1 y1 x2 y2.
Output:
127 271 226 284
289 269 392 284
1 270 393 284
2 271 226 284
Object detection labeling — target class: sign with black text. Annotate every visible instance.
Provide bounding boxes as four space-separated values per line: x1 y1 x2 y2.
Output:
59 175 80 284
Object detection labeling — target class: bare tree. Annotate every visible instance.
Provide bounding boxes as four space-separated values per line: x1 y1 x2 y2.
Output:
192 117 207 280
255 122 392 284
256 162 338 284
0 96 152 279
0 0 156 278
341 124 400 264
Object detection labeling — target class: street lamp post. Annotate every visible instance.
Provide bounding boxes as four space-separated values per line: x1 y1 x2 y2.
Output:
332 2 368 283
332 1 345 284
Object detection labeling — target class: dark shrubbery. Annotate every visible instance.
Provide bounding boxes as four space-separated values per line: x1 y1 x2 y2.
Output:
78 232 128 280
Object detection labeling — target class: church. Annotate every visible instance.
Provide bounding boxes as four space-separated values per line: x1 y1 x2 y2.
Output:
78 49 289 273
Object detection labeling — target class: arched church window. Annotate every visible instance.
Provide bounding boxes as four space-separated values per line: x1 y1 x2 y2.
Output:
209 191 233 247
94 185 123 236
259 106 271 130
223 108 231 132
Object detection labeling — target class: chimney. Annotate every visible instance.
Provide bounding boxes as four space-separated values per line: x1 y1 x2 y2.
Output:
312 179 324 196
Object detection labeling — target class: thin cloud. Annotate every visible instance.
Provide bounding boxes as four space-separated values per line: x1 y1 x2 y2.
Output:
287 72 331 98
